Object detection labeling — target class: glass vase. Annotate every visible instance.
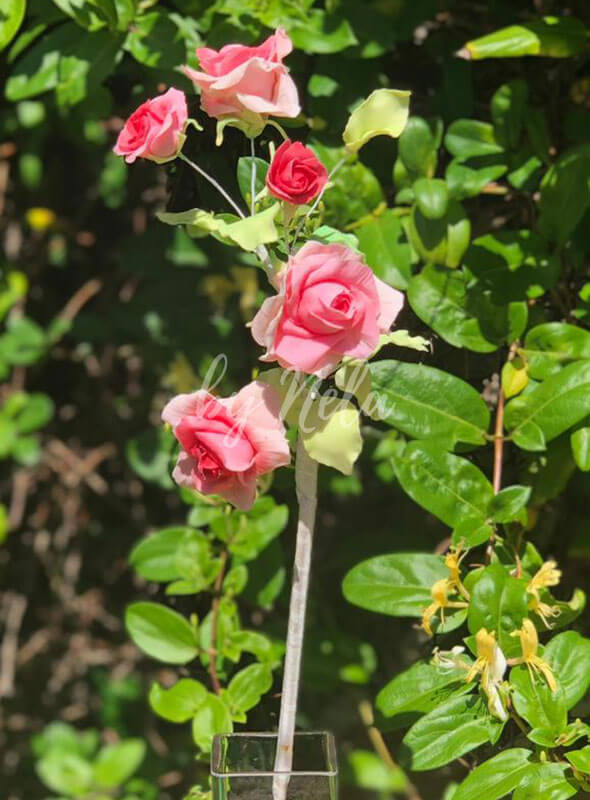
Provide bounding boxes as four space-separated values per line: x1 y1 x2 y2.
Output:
211 731 338 800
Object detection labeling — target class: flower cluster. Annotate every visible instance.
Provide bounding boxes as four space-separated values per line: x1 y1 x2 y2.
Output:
113 28 406 510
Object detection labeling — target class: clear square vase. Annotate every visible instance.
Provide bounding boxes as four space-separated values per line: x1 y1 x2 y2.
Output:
211 731 338 800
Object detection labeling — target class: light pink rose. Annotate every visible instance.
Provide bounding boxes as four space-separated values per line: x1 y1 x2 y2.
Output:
113 87 188 164
183 28 300 121
251 242 405 377
162 381 290 510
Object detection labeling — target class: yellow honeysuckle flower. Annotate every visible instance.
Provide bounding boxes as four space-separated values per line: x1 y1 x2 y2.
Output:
432 645 470 671
421 578 468 637
528 594 562 629
445 546 470 601
466 628 508 721
528 560 561 601
511 619 557 693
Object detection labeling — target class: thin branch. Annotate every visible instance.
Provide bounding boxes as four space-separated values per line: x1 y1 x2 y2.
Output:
56 278 102 325
178 153 246 219
249 138 257 216
0 593 27 697
209 550 228 696
273 438 318 800
493 387 505 495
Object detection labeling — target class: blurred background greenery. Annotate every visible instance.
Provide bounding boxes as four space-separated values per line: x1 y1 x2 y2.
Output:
2 0 590 797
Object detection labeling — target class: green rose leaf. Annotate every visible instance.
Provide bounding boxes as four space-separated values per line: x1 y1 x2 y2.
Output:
93 739 146 789
301 397 362 475
192 694 232 753
391 442 494 528
467 564 528 657
366 359 490 449
510 665 567 735
343 88 411 152
544 631 590 709
125 602 198 664
157 205 280 253
504 360 590 451
128 527 189 582
572 427 590 471
149 679 207 723
225 663 273 715
488 485 531 523
377 659 473 723
453 748 533 800
343 552 446 618
401 694 504 771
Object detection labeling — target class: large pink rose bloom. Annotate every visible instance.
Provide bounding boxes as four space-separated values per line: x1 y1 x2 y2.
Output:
114 88 187 164
162 381 290 510
251 242 405 377
183 28 300 121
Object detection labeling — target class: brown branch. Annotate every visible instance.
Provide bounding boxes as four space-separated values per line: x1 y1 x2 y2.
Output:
56 278 102 325
209 550 228 696
493 388 505 495
0 593 27 697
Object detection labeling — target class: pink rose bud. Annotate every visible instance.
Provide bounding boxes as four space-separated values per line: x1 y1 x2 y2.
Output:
162 381 291 510
183 28 300 122
251 242 405 377
113 87 188 164
266 139 328 205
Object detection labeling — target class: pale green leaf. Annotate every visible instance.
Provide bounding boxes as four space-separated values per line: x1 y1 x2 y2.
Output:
343 89 411 152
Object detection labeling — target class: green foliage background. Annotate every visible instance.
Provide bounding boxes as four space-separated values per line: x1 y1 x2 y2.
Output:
2 0 590 798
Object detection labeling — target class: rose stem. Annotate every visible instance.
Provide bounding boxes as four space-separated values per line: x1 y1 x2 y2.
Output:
249 138 257 215
291 155 349 248
272 437 318 800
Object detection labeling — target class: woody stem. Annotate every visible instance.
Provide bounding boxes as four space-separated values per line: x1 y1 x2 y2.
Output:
272 437 318 800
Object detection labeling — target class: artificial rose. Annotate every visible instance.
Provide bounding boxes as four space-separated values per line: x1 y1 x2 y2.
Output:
251 242 404 377
162 381 290 510
114 88 188 164
266 140 328 205
183 28 300 123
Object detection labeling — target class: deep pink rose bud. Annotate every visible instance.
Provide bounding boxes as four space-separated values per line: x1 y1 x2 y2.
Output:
113 88 188 164
162 382 291 510
251 242 405 377
266 139 328 205
183 28 300 122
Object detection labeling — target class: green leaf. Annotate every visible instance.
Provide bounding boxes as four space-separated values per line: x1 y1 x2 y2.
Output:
124 11 184 69
37 752 94 796
572 427 590 471
343 88 411 152
521 323 590 380
445 120 504 159
149 679 207 723
126 427 174 489
377 660 473 721
510 665 567 734
488 485 531 523
566 746 590 774
408 265 528 352
491 80 529 149
236 157 269 205
366 359 490 449
391 442 494 528
290 10 357 54
157 205 280 253
192 694 232 753
407 199 471 268
0 316 46 365
401 694 504 771
312 224 359 250
544 631 590 709
342 552 447 617
226 664 273 714
467 564 529 657
348 750 408 793
513 762 577 800
453 748 533 800
128 527 188 582
300 397 362 475
504 361 590 451
93 739 145 789
460 16 589 60
413 178 449 220
12 392 54 433
0 0 26 52
125 602 198 664
355 210 412 290
445 158 508 200
538 144 590 244
398 116 439 177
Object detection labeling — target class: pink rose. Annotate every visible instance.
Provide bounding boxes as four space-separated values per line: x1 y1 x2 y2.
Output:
183 28 300 122
162 381 290 510
251 242 404 377
266 139 328 205
113 88 188 164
